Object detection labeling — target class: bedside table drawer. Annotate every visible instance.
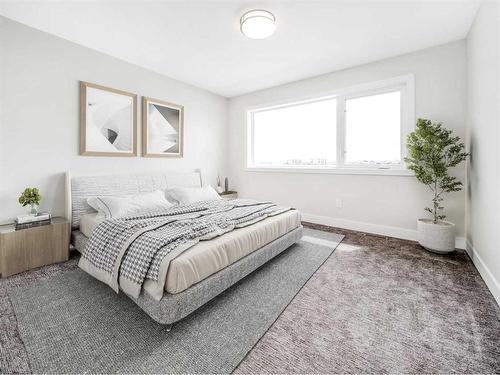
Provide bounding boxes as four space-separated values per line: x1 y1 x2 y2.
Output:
0 219 69 277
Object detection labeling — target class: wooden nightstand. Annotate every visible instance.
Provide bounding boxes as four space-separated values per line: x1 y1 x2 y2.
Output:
220 191 238 199
0 217 70 278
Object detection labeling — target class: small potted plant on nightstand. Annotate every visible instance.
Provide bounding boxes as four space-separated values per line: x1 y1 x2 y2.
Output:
18 187 42 216
405 118 468 254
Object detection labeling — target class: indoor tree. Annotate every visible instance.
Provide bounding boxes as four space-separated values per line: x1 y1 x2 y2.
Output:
405 118 469 223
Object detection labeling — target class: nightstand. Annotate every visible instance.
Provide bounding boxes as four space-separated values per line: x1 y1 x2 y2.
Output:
0 217 70 278
220 191 238 199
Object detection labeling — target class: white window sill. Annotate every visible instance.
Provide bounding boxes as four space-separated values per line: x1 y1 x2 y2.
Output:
244 166 414 176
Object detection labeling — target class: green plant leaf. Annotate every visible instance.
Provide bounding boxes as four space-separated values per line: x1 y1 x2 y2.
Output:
406 118 468 222
19 187 42 207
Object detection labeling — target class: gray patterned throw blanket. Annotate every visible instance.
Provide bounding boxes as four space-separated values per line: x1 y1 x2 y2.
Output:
78 199 291 300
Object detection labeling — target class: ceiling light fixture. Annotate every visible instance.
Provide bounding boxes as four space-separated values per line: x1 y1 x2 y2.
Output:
240 9 276 39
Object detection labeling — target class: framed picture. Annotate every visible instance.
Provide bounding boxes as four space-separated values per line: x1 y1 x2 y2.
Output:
80 81 137 156
142 97 184 158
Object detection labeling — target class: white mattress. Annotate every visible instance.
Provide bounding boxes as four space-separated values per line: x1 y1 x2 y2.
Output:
79 209 301 294
165 210 301 293
80 213 103 238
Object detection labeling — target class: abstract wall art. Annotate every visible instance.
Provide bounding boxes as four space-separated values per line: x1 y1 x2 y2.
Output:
142 97 184 158
80 81 137 156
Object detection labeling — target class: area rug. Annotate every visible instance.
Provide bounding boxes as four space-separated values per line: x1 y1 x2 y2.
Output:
9 229 343 374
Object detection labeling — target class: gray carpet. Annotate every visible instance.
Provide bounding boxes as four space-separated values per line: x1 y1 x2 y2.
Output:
9 229 343 374
237 224 500 374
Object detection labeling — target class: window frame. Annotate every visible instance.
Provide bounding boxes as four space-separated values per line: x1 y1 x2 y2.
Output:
245 74 415 176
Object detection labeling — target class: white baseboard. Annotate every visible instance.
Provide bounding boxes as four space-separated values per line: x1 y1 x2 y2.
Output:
455 237 466 250
301 213 466 249
465 240 500 307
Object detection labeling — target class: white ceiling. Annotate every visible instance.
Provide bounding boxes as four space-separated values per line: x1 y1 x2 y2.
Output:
0 0 480 97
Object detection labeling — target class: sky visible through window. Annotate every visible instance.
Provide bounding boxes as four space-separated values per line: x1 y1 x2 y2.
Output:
253 99 337 166
345 91 401 164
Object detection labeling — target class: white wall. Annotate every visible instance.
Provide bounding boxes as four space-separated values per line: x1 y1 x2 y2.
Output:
228 41 467 242
466 0 500 304
0 17 228 224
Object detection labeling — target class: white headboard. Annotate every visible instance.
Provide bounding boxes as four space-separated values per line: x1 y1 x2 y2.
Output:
65 170 202 229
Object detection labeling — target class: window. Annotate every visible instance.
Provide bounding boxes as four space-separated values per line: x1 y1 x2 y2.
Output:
345 91 401 165
252 98 337 167
247 75 414 174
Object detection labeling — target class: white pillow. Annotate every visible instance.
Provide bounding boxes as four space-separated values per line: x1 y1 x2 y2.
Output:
87 190 174 218
166 185 221 205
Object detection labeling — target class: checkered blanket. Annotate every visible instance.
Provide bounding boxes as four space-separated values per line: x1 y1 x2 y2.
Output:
78 199 291 299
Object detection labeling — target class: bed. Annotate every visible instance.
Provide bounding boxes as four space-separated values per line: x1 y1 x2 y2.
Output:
66 171 303 328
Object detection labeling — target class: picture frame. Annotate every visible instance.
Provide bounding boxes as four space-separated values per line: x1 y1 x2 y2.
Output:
142 97 184 158
79 81 137 157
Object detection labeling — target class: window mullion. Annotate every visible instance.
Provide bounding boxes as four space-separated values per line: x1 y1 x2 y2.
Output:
400 87 407 163
248 112 255 167
336 95 346 168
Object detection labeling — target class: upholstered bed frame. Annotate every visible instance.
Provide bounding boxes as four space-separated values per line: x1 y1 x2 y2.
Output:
66 170 303 327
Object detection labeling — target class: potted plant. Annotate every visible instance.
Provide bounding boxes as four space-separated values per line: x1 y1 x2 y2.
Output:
18 187 42 216
405 119 469 254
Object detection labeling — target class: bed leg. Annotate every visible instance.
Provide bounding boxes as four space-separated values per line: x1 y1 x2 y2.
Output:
165 324 173 332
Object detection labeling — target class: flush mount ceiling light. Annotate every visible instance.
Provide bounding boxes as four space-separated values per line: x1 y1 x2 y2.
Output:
240 9 276 39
